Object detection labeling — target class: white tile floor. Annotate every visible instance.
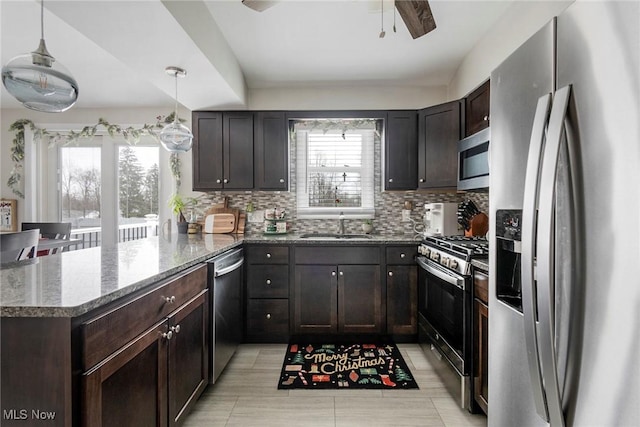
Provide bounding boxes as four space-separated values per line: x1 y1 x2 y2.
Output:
183 343 487 427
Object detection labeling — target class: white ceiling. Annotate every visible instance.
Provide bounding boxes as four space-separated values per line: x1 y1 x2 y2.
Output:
1 0 513 111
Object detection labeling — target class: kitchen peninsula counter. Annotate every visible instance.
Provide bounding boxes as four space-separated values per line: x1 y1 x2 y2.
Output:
0 234 243 317
0 232 420 318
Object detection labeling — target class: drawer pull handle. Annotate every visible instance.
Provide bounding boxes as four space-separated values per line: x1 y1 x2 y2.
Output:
279 178 285 183
419 178 425 183
400 253 406 258
388 178 393 183
216 179 221 184
266 253 271 259
266 279 271 285
163 296 176 304
162 331 173 340
170 325 181 334
266 313 271 320
388 271 393 277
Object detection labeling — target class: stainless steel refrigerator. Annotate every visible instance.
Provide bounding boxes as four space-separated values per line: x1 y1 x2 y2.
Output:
489 1 639 426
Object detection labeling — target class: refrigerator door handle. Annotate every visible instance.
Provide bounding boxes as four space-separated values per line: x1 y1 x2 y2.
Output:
537 85 573 427
522 93 553 422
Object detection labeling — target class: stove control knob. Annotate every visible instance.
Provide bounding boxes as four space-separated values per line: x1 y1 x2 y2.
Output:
441 257 449 267
431 252 439 261
424 248 431 257
449 259 458 269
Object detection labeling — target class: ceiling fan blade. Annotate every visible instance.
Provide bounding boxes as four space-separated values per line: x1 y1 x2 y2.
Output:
242 0 279 12
395 0 436 39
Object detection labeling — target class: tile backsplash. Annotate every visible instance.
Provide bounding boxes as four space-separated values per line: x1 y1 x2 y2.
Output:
190 129 488 235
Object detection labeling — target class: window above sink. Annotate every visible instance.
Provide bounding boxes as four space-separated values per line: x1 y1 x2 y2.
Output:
292 118 381 220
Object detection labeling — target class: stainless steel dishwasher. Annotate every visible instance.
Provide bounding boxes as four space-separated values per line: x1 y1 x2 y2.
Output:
207 247 244 383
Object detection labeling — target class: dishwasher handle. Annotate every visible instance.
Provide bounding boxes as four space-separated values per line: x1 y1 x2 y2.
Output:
214 258 244 277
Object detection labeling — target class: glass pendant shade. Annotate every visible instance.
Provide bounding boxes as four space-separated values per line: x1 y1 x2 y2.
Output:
159 121 193 152
159 66 192 152
1 1 78 113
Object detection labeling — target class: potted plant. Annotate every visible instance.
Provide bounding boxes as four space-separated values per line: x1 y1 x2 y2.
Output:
168 193 189 234
361 219 373 234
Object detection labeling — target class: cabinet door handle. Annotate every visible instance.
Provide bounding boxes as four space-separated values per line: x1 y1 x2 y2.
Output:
400 253 406 258
419 178 425 183
332 271 336 276
388 271 394 277
163 295 176 304
223 179 229 184
162 331 173 340
339 271 344 276
216 179 221 184
266 279 271 285
279 178 285 183
170 325 181 334
266 253 271 259
388 178 393 183
483 115 489 121
266 313 271 320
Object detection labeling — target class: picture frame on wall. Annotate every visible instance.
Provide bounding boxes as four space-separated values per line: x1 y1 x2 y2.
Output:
0 199 17 232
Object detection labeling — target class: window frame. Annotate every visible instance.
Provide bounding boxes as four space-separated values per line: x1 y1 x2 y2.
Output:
292 117 380 220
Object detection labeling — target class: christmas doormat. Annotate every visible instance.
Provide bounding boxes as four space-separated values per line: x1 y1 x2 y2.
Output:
278 343 419 390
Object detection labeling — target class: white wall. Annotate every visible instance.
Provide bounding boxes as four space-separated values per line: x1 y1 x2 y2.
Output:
248 85 448 110
448 0 573 100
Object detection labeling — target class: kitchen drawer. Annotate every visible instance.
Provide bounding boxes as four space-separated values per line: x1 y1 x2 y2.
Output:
386 245 418 265
81 264 207 370
246 299 289 342
295 246 380 265
474 269 489 305
246 245 289 264
247 265 289 298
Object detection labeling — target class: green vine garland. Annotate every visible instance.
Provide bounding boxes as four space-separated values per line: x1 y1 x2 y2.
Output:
6 113 184 198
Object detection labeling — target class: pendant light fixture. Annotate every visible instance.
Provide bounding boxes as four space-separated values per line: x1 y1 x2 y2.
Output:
159 66 193 153
1 0 78 113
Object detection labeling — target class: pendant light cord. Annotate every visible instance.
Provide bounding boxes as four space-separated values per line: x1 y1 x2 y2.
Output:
40 0 45 40
174 73 179 124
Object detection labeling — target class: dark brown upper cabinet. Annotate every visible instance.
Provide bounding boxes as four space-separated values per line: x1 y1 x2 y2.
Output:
464 80 490 137
254 111 288 191
192 111 254 191
385 111 418 190
418 100 462 190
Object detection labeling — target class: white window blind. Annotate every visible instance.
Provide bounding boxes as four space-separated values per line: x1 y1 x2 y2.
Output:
296 127 374 219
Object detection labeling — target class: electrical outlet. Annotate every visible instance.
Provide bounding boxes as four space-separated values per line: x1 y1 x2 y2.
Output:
402 209 411 222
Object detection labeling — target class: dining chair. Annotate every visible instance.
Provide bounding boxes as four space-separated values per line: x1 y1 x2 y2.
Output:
0 229 39 264
21 222 72 255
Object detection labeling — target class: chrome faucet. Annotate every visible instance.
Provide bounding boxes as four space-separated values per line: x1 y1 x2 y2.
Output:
338 212 345 235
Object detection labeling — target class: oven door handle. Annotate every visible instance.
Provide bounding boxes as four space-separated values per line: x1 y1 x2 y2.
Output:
416 257 465 289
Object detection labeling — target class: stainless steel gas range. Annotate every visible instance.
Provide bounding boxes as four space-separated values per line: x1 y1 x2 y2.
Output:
416 235 489 411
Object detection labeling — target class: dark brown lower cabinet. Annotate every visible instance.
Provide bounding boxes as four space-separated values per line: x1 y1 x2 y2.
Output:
293 252 383 335
83 290 209 427
83 321 169 427
168 292 209 426
386 265 418 336
294 265 338 334
474 267 489 414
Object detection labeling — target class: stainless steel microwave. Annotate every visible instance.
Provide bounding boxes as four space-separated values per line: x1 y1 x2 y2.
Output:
458 127 490 191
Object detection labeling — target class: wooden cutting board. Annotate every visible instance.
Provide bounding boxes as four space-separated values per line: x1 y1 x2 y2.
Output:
203 213 236 234
235 213 246 234
198 197 240 233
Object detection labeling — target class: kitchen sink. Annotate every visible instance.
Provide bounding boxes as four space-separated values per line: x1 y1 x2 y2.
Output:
298 233 373 239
